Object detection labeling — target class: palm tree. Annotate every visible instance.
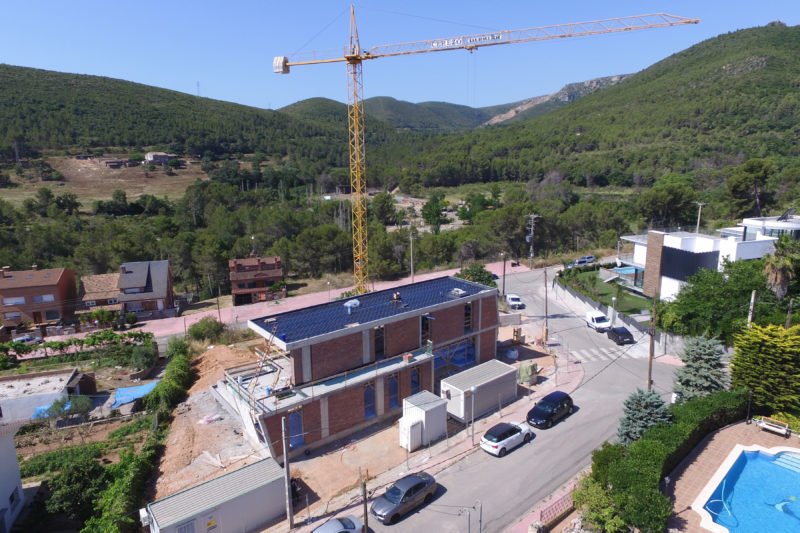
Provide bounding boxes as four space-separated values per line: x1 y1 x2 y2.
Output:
763 235 800 301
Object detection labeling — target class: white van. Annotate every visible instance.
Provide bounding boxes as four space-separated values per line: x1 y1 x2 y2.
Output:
585 310 611 332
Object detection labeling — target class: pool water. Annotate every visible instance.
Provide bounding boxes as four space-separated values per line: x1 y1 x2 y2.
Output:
704 451 800 532
613 267 639 275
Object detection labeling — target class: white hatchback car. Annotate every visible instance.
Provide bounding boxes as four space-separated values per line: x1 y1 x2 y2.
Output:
505 294 525 309
479 422 532 457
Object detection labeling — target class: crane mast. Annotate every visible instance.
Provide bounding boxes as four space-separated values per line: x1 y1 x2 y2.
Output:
274 8 699 295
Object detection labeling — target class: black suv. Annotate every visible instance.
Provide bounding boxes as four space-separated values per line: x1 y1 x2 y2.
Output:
526 391 574 429
607 326 634 345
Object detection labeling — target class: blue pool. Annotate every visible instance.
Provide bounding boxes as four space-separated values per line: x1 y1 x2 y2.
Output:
704 451 800 532
613 266 640 275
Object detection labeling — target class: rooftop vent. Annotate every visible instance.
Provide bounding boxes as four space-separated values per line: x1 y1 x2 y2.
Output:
343 299 361 315
450 288 467 297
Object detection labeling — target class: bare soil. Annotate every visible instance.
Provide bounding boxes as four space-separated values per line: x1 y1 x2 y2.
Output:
3 156 208 207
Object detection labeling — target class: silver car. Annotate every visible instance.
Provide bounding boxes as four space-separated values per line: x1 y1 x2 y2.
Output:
370 472 437 524
312 514 364 533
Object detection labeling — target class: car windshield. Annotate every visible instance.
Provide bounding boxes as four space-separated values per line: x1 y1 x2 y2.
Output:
483 432 501 443
337 517 354 529
535 401 556 413
384 485 404 504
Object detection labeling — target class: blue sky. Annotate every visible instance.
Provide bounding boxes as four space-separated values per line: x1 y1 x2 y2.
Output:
1 1 798 110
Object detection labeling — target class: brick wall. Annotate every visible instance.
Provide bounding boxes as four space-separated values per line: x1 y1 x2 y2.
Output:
643 232 665 298
301 400 322 444
479 295 498 329
310 332 363 381
327 385 367 437
478 331 496 363
431 304 465 344
385 317 419 357
262 413 284 455
290 349 303 386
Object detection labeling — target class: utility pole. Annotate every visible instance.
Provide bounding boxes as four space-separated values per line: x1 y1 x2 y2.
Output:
410 227 414 283
747 290 757 327
282 417 294 528
527 214 540 270
543 268 549 343
694 201 706 234
647 297 657 391
501 252 506 295
361 470 369 531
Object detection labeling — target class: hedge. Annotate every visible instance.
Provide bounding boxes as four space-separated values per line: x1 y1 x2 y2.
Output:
601 390 747 532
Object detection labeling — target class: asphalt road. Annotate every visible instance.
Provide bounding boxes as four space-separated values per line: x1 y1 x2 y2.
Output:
368 266 677 532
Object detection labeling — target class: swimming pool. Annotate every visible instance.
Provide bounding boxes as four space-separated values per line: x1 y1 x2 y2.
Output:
612 266 640 275
694 445 800 532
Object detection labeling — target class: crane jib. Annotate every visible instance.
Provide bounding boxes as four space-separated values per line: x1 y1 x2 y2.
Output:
431 33 505 50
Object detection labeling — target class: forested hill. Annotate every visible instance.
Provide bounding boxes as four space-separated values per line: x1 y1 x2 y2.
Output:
398 22 800 189
0 65 401 166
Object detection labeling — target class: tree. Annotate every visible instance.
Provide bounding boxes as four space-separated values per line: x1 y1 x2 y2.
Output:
45 456 108 521
454 263 497 288
67 394 94 423
616 388 671 445
572 476 626 533
763 235 800 301
371 192 397 225
673 337 728 401
731 324 800 413
421 190 445 235
726 158 775 217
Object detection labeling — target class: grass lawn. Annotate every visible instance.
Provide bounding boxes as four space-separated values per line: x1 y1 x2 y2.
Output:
575 270 651 315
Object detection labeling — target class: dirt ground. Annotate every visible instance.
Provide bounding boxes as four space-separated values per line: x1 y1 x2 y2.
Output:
151 341 266 500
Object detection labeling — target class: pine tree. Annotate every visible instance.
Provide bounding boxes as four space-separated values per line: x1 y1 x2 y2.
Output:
673 337 728 401
617 388 671 445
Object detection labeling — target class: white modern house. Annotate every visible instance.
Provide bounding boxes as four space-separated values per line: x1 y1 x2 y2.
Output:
0 368 75 531
619 212 800 300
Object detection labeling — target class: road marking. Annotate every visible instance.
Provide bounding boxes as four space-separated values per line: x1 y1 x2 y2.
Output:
571 347 645 362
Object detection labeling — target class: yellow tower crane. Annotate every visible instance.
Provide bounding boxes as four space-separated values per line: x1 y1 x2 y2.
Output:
274 7 699 294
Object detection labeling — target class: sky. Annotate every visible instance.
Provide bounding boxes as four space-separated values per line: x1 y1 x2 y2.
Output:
1 1 799 111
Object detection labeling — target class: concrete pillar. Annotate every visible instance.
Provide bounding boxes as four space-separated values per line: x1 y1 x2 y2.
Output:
376 377 385 416
301 346 312 383
362 330 371 364
320 397 330 439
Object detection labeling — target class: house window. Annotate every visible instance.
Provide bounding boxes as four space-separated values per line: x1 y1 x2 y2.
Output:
464 302 473 333
85 300 97 307
45 310 60 321
388 374 399 409
374 326 385 360
2 296 25 306
237 283 245 289
176 521 196 533
123 287 142 294
364 382 376 419
127 303 144 312
247 281 256 289
32 294 55 303
411 368 420 395
4 312 21 320
288 409 304 448
421 315 431 344
107 298 117 305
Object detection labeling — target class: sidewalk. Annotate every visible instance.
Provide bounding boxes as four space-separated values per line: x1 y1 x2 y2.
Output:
273 331 585 533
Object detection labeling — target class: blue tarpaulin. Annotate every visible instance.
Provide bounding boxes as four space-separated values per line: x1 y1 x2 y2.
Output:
32 401 71 419
111 380 159 408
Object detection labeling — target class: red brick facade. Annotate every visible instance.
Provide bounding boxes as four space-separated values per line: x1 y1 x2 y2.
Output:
310 332 363 381
384 317 419 358
480 296 497 329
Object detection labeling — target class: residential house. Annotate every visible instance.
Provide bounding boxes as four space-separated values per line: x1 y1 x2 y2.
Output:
117 261 176 318
79 273 121 311
144 152 175 165
619 213 790 300
221 276 499 459
229 256 285 306
0 266 77 334
0 368 76 531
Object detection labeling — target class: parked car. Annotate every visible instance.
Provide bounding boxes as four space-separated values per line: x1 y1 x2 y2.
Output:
370 472 437 524
585 310 611 332
12 334 42 345
479 421 532 457
579 255 596 264
312 514 364 533
505 294 525 309
526 391 574 429
607 326 635 345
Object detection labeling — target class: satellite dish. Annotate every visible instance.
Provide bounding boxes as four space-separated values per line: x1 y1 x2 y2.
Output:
777 208 796 221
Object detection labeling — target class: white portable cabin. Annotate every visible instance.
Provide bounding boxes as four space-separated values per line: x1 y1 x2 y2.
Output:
140 458 284 533
440 359 518 423
399 390 447 451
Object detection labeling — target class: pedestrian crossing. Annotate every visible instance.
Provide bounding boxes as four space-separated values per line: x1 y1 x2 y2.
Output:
569 347 647 362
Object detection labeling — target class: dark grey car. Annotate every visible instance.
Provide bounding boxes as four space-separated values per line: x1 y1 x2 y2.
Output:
370 472 437 524
607 326 634 345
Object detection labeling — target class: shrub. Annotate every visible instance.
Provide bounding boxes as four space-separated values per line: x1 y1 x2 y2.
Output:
125 312 138 327
45 456 108 521
131 345 157 370
165 337 189 359
187 316 225 342
19 444 103 477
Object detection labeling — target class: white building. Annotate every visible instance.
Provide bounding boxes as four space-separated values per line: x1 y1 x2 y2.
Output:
0 368 75 531
619 213 800 300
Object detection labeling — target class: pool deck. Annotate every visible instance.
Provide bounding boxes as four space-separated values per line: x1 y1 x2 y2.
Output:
667 420 799 532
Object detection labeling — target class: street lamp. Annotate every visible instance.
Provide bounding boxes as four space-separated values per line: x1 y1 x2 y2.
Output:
610 296 618 327
500 252 506 295
694 201 706 234
327 281 331 301
470 386 477 446
746 390 753 424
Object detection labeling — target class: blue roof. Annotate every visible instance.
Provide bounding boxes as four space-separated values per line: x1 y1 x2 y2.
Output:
249 276 493 346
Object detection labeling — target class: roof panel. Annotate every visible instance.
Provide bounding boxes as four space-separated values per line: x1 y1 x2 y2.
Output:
148 458 284 527
440 359 517 391
249 276 494 345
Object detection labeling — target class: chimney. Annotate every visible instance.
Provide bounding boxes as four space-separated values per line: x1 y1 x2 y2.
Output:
31 263 38 271
1 266 9 278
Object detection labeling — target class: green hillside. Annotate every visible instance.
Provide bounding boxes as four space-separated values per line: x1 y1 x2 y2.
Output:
399 23 800 188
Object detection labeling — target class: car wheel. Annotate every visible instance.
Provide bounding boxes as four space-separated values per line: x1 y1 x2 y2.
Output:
546 420 553 429
424 493 433 504
523 433 532 444
498 448 507 457
389 514 399 525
